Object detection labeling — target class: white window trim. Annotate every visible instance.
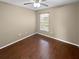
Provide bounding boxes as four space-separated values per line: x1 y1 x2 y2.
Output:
39 13 50 32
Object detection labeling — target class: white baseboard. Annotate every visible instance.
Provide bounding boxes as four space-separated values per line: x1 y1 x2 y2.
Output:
0 33 37 49
0 32 79 49
38 33 79 47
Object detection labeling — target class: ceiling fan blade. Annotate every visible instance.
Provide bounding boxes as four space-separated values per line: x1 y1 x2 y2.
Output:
40 3 48 7
24 3 33 5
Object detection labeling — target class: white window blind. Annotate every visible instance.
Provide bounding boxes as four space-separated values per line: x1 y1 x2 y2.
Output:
40 13 49 32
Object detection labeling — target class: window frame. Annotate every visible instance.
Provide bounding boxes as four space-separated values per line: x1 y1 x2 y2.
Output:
39 13 50 32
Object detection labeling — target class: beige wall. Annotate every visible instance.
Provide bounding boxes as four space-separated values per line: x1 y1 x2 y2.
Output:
78 4 79 43
0 2 36 47
36 3 79 45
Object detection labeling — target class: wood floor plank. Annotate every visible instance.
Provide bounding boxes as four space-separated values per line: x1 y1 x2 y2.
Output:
0 34 79 59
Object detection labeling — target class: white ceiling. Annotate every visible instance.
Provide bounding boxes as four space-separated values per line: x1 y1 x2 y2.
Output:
0 0 79 10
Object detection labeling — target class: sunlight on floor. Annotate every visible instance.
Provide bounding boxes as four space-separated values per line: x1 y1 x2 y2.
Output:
39 39 50 59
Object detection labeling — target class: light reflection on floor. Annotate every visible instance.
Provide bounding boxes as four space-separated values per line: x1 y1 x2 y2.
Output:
39 39 50 59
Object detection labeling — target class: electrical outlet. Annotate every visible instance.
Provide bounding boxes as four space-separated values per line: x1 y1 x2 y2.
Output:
18 33 22 36
18 32 28 37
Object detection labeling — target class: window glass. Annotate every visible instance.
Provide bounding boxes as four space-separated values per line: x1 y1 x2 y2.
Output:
40 13 49 32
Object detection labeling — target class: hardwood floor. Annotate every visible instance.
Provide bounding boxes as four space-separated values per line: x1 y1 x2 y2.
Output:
0 34 79 59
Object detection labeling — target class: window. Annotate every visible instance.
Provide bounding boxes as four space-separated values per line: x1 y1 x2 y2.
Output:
40 13 49 32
